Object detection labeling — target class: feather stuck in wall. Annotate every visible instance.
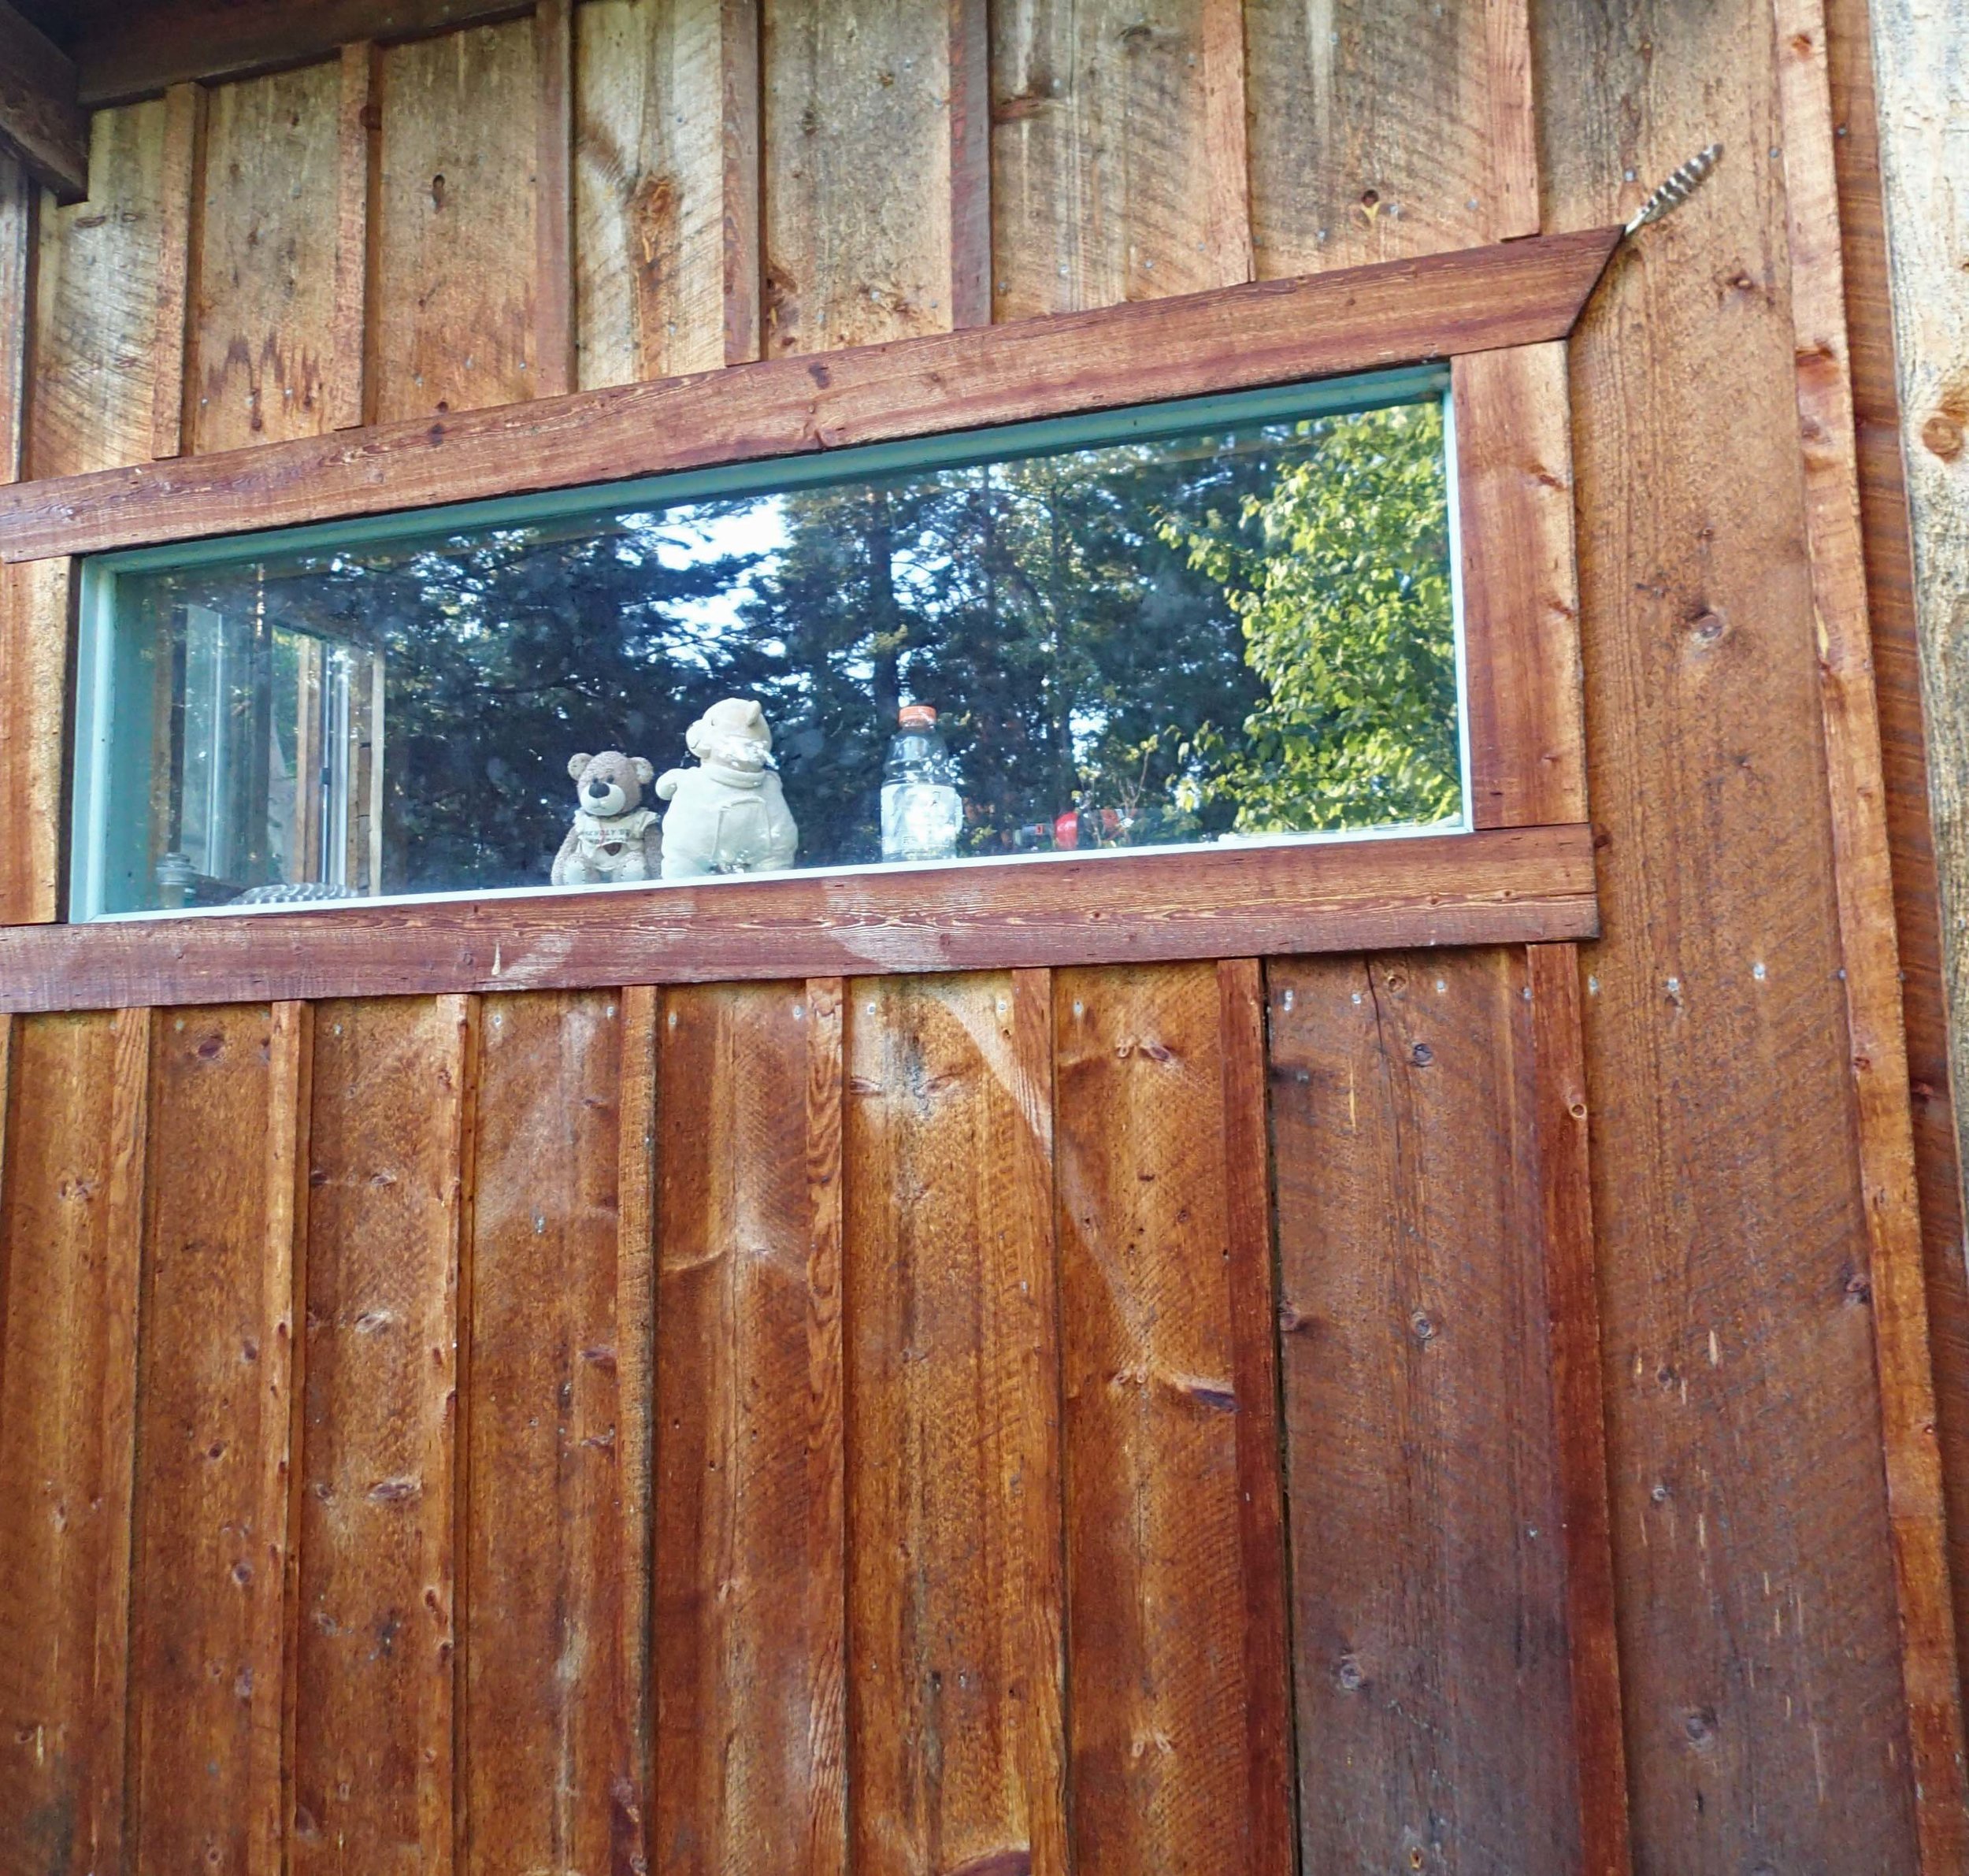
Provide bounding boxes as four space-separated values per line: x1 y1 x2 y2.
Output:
1624 143 1725 235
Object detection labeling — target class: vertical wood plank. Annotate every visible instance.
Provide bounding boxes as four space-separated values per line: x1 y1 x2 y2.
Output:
991 0 1238 321
328 42 374 431
845 970 1066 1876
1201 0 1253 288
762 0 954 354
654 979 846 1876
1484 0 1539 239
1823 0 1969 1761
1866 8 1969 1451
533 0 576 398
1454 342 1588 829
1527 947 1631 1876
0 1008 149 1876
292 995 473 1874
371 20 540 423
28 98 169 477
1268 949 1582 1873
0 558 68 925
150 80 203 461
1535 0 1925 1852
265 1003 312 1872
801 975 847 1876
460 991 625 1875
1245 0 1528 280
721 0 761 364
574 0 729 386
1053 960 1291 1875
187 62 340 454
0 152 31 481
614 983 658 1874
1771 2 1968 1858
947 0 990 328
126 1003 306 1876
1217 958 1296 1874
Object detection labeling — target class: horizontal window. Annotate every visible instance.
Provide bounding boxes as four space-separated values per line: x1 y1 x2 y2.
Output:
69 366 1465 920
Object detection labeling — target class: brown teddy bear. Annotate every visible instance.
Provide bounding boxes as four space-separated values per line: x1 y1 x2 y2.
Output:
551 750 663 885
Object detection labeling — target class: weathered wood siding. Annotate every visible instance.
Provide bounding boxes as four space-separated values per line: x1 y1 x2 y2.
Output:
0 948 1615 1874
0 0 1958 1870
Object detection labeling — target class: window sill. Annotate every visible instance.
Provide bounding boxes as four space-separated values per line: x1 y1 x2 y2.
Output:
0 824 1596 1011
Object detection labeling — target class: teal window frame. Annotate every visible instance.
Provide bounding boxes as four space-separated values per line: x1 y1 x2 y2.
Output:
69 363 1466 923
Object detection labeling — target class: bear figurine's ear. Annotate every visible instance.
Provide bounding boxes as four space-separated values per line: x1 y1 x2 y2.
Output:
631 757 654 785
568 752 592 780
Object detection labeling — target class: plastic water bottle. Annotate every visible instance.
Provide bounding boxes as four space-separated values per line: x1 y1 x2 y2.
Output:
880 704 964 862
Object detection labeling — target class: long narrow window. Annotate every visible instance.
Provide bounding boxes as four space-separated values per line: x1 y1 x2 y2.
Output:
70 366 1463 919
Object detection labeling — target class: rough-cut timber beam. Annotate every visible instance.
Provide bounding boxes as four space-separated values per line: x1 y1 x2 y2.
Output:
0 224 1622 562
0 824 1597 1012
73 0 533 106
0 0 87 202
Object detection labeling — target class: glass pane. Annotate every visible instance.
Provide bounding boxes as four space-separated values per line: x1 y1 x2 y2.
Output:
75 377 1463 918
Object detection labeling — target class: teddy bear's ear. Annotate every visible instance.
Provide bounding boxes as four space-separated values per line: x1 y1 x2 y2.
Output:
631 756 654 785
568 752 592 780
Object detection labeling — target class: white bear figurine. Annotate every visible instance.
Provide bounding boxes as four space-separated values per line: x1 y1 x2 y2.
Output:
656 699 799 879
551 750 664 885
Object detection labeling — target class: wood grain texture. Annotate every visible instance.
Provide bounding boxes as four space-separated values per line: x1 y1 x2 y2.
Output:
614 983 658 1873
0 0 86 201
0 825 1599 1010
761 0 955 354
721 0 760 364
74 0 544 106
1247 0 1539 280
1216 957 1296 1872
0 556 66 924
1534 0 1926 1859
1825 0 1969 1737
654 980 846 1876
371 18 539 423
148 80 202 460
1052 960 1292 1874
574 0 729 386
328 43 374 432
27 97 169 477
125 1003 304 1876
187 61 340 454
0 1008 148 1876
1527 945 1631 1876
1482 0 1538 241
1455 342 1587 827
1269 949 1582 1872
845 971 1066 1876
1866 0 1969 1738
991 0 1245 322
292 995 473 1873
0 224 1619 558
532 0 574 398
0 152 30 479
1773 3 1968 1855
947 0 988 326
462 991 627 1874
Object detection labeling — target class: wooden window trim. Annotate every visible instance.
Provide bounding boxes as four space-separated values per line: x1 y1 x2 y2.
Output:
2 228 1612 998
0 227 1618 564
0 823 1596 1012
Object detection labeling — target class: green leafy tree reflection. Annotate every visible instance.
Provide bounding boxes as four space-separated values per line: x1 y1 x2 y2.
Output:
1166 400 1460 832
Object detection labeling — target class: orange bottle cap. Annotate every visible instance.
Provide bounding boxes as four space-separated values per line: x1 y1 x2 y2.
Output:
899 703 937 727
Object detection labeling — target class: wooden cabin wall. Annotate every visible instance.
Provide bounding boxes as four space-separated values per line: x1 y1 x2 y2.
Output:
0 1 1961 1871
